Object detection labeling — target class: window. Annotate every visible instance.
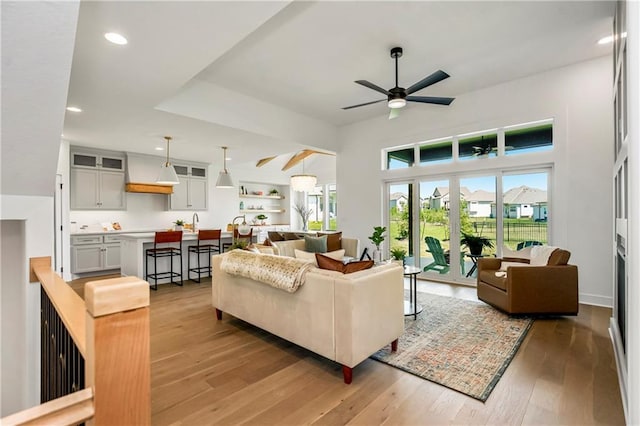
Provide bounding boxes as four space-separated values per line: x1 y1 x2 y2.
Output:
505 123 553 155
419 140 452 165
459 133 498 160
307 184 337 231
387 147 415 169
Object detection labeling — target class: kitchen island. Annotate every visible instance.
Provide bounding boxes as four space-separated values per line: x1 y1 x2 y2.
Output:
119 231 249 283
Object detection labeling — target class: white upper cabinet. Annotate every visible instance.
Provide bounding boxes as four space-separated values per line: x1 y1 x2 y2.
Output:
168 163 208 211
70 148 126 210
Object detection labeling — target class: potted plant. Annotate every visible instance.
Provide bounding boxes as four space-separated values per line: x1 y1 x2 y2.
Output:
368 226 386 262
256 213 268 225
227 240 249 250
390 246 407 266
269 188 279 196
174 219 185 231
460 233 494 255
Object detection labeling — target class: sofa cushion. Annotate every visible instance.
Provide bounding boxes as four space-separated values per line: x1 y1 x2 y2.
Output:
305 235 328 253
316 254 374 274
295 248 344 266
548 249 570 266
502 245 532 261
478 270 507 291
318 232 342 252
530 245 560 266
499 261 530 271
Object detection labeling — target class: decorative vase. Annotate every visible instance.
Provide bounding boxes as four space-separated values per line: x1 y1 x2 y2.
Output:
373 248 383 263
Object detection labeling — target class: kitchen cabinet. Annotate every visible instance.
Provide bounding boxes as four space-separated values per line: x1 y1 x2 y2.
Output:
70 149 126 210
71 235 121 273
169 163 208 210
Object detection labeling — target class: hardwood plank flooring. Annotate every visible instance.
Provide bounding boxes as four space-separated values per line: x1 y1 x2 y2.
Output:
70 275 625 425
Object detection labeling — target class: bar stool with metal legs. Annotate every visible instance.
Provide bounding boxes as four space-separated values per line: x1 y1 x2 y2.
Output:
187 229 222 283
146 231 183 291
222 228 253 252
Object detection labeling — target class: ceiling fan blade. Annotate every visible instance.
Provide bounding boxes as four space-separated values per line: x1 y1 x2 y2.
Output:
355 80 391 95
389 108 400 120
406 95 455 105
342 99 386 110
255 156 277 167
406 70 450 95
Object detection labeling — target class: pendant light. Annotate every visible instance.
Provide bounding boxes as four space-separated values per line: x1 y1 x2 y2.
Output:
290 159 317 192
156 136 180 185
215 146 234 188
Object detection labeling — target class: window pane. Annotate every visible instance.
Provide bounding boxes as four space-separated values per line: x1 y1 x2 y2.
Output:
419 179 452 275
502 172 548 250
459 134 497 160
387 148 415 169
505 124 553 155
389 183 413 266
328 184 337 230
307 186 323 231
419 140 452 165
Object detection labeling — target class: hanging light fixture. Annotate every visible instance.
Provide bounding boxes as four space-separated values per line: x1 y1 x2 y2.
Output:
290 159 317 192
156 136 180 185
215 146 234 188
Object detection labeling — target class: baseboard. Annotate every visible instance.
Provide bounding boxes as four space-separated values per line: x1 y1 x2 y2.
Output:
579 293 612 308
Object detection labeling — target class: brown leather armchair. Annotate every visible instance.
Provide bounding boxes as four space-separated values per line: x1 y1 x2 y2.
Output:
477 249 578 315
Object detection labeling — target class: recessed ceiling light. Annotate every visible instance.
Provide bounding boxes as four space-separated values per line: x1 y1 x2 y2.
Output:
598 32 627 45
105 32 128 45
155 147 164 151
66 106 82 112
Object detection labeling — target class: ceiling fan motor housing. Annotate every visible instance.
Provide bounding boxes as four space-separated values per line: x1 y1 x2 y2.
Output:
390 46 403 58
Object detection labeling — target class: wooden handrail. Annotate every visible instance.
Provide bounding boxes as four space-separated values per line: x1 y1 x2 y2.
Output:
32 257 86 356
1 388 94 426
13 259 152 425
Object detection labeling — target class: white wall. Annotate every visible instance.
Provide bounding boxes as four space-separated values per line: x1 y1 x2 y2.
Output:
0 195 55 415
337 56 613 306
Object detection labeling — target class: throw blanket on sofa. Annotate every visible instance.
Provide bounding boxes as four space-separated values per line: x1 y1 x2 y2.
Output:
220 249 313 293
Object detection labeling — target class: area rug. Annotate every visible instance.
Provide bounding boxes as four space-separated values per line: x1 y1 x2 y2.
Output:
370 292 533 402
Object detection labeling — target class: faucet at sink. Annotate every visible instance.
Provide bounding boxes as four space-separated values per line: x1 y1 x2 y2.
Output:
192 212 199 233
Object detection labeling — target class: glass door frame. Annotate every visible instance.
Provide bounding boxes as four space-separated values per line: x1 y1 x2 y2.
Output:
385 166 552 286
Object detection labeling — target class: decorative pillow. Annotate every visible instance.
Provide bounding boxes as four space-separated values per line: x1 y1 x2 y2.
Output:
343 259 374 274
255 246 275 255
246 245 261 254
499 261 530 271
267 231 285 242
317 232 342 252
295 249 344 266
530 245 559 266
262 238 273 246
315 254 374 274
304 235 328 253
502 245 532 260
282 232 302 240
548 249 570 266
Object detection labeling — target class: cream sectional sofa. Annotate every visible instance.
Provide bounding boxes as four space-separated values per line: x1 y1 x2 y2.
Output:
211 252 404 383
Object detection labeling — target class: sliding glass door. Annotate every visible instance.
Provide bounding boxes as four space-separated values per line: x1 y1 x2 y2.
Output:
387 168 550 285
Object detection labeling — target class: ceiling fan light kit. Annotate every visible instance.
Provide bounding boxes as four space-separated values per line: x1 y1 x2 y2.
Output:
156 136 180 185
343 46 455 118
215 146 234 188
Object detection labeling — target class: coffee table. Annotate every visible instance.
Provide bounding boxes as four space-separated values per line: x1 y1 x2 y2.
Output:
403 265 422 320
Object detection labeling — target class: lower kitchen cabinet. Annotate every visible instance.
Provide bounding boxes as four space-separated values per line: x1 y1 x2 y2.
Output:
71 235 121 273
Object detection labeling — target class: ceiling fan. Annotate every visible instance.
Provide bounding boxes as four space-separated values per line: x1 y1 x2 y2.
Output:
342 47 455 119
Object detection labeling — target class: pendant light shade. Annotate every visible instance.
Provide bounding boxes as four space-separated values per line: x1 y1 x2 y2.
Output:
290 159 317 192
216 146 234 188
156 136 180 185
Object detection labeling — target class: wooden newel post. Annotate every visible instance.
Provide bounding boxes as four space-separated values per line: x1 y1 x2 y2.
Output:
84 277 151 425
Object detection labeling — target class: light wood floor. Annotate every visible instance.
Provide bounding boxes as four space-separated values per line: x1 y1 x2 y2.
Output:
71 275 625 425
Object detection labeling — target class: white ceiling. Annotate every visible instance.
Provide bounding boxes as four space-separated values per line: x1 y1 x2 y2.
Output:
62 0 614 171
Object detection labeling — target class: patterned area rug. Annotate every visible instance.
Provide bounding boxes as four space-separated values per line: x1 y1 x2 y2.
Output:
371 292 533 402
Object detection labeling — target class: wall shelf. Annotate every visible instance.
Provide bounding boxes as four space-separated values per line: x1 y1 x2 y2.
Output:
241 209 285 213
239 194 284 200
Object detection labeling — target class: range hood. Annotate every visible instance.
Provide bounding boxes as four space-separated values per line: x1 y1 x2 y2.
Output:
125 153 174 194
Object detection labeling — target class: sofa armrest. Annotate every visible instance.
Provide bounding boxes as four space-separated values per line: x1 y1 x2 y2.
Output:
333 264 404 367
478 257 502 272
506 265 579 314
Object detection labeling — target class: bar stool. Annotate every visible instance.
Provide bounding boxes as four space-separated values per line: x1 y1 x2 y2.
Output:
222 228 253 252
146 231 183 291
187 229 222 283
